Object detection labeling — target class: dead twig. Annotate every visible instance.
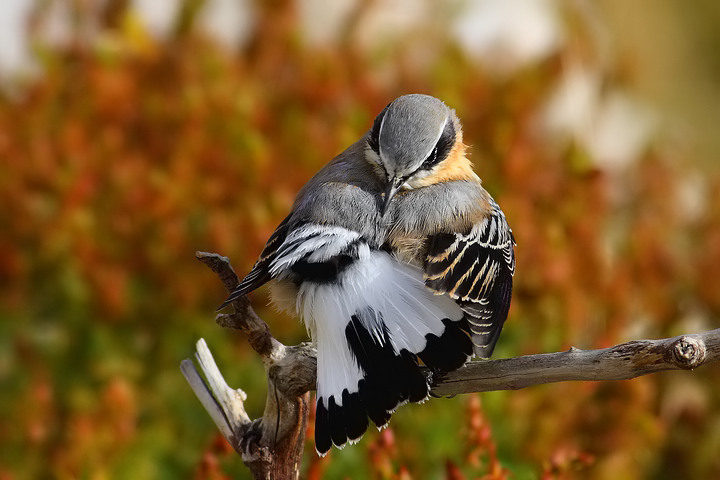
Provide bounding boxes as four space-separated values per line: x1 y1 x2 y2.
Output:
182 252 314 480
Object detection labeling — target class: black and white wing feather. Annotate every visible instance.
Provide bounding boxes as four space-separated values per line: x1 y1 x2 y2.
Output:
423 201 515 358
218 214 292 308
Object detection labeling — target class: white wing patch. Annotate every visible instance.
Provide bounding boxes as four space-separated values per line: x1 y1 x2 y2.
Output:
269 224 361 276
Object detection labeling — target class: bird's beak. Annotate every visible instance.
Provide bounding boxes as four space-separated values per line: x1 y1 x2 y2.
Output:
381 177 403 217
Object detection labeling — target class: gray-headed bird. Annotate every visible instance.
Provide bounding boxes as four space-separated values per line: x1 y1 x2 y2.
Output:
220 94 515 455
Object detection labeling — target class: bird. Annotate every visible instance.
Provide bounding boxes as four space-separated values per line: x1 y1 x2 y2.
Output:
219 94 515 456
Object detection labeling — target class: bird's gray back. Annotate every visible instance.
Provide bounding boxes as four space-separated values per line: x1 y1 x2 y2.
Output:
289 136 386 245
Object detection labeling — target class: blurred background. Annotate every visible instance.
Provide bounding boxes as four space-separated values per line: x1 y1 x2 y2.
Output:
1 0 719 478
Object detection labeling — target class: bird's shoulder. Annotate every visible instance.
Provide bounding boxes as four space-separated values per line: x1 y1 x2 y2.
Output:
422 198 515 292
224 137 382 301
288 137 384 238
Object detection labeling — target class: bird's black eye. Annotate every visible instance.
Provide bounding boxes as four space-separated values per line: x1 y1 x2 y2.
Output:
368 103 391 154
419 119 456 172
420 147 439 171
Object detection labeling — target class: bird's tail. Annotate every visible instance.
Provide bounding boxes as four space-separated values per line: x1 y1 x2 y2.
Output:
297 248 473 455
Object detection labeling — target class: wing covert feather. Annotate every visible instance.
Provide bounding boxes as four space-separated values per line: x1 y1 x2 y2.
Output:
423 203 515 357
218 214 292 308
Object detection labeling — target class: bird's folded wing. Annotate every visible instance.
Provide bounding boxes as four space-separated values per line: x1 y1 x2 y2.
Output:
217 214 292 309
422 203 515 357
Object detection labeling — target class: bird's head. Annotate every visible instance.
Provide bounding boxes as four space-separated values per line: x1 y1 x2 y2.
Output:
365 94 472 215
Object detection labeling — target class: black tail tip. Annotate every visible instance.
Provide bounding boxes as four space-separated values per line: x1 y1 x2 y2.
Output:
315 399 333 455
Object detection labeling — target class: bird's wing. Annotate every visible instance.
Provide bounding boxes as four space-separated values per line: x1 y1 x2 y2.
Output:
423 202 515 357
217 214 292 309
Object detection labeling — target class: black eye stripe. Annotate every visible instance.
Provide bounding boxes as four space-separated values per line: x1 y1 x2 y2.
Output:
368 103 391 154
436 119 456 161
419 119 455 172
420 147 438 171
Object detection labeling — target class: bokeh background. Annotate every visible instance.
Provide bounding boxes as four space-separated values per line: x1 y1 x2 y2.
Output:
1 1 720 478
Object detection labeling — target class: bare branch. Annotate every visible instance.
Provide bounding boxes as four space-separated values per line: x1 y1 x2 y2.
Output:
181 339 250 441
183 252 314 480
183 251 720 479
431 330 720 397
195 251 284 360
180 356 237 441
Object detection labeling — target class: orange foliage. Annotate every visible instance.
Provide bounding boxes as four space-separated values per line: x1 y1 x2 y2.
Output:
1 1 719 479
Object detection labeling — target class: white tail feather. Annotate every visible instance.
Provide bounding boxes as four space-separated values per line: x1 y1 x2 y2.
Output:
295 245 463 403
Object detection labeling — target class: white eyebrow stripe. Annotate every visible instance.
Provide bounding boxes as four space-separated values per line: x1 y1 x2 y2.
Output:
377 109 389 166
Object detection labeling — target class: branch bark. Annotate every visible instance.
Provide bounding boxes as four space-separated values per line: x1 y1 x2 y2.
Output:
182 252 315 480
431 330 720 396
182 251 720 479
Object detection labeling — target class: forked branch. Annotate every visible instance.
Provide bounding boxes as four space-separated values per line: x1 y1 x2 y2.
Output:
182 251 720 480
182 252 314 480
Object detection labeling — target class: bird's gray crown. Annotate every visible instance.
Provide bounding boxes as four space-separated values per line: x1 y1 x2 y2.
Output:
369 94 457 180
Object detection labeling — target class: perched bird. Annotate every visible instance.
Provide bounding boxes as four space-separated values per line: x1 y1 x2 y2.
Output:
220 94 515 455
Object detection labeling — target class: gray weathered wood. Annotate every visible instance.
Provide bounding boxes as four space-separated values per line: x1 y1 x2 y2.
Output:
185 252 313 480
431 330 720 396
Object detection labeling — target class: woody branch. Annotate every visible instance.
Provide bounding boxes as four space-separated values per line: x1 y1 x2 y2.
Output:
181 252 315 480
182 252 720 479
